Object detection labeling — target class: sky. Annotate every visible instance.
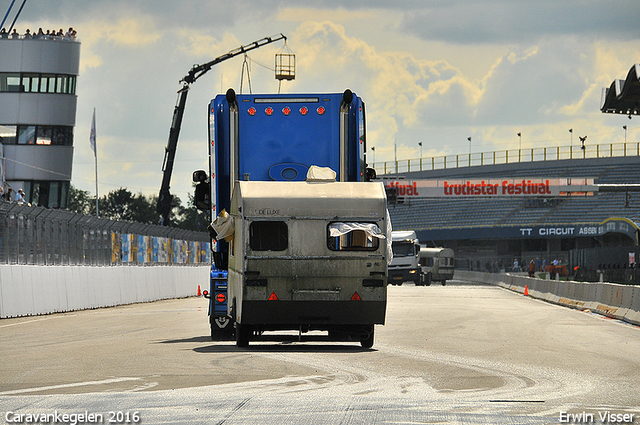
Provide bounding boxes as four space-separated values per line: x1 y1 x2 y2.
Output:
7 0 640 203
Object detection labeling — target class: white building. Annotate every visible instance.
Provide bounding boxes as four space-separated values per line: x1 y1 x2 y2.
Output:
0 32 80 208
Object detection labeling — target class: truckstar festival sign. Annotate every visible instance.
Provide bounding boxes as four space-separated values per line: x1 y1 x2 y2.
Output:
384 178 596 198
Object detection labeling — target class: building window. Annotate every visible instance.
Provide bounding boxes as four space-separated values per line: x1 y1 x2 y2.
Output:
1 125 73 146
0 73 21 92
22 74 39 93
36 126 52 145
0 125 17 144
0 73 76 94
24 181 69 209
52 127 73 145
18 125 35 144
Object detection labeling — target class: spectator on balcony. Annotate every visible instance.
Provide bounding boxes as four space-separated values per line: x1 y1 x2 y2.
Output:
15 189 25 205
24 29 33 39
0 28 8 38
64 27 77 39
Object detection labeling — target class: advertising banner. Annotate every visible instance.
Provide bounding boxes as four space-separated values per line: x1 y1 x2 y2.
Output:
384 178 596 198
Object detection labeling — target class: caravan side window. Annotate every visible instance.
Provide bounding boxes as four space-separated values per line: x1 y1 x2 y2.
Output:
327 222 381 251
249 221 288 251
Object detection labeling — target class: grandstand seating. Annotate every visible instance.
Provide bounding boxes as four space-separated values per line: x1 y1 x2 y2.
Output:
386 156 640 230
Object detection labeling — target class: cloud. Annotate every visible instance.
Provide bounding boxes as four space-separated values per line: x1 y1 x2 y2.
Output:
11 0 640 201
400 0 640 44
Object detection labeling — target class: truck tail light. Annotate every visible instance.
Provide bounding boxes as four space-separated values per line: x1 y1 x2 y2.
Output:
215 292 226 304
268 291 279 301
282 107 291 116
265 107 274 116
317 106 326 115
350 291 362 301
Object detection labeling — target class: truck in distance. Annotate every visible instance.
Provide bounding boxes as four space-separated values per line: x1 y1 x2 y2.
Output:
418 247 455 285
387 230 421 285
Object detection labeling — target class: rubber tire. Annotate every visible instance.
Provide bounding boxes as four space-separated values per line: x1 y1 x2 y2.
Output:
235 323 251 347
360 328 374 349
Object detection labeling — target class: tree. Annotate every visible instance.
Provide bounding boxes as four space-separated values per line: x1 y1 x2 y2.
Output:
174 193 209 231
67 184 208 230
93 188 160 224
68 184 93 215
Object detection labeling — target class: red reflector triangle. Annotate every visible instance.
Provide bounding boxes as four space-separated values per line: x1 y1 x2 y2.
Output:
351 291 362 301
268 291 279 301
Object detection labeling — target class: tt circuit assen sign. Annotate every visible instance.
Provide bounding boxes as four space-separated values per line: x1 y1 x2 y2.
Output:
384 178 596 198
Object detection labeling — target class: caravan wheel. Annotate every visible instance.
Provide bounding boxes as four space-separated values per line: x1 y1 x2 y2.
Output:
360 329 374 349
235 323 251 347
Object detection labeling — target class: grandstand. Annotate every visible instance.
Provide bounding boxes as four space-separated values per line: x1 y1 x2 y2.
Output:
382 153 640 274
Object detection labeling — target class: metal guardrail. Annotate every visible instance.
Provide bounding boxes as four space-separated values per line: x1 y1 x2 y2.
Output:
373 142 640 175
0 201 210 266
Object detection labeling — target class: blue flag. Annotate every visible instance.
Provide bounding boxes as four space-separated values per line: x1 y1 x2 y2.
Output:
90 108 96 157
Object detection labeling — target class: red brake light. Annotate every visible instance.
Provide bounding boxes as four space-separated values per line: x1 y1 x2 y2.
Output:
299 106 308 116
265 107 274 116
317 106 326 115
216 293 226 303
282 107 291 116
247 107 256 116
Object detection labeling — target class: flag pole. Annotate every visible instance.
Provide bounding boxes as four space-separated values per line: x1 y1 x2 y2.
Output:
91 108 99 217
95 147 99 217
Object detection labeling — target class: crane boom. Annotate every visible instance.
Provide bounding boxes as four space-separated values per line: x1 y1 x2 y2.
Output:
157 33 287 225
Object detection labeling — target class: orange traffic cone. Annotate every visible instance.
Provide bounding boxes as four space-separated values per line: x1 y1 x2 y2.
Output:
524 285 529 296
197 285 202 297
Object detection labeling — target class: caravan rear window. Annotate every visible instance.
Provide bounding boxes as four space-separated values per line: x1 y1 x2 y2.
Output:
249 221 288 251
327 222 382 251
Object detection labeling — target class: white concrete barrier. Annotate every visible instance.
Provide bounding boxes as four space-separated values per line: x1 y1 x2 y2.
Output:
454 270 640 326
0 265 210 319
626 286 640 325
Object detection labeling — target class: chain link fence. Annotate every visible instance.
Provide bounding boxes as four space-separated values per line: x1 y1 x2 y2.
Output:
0 201 211 266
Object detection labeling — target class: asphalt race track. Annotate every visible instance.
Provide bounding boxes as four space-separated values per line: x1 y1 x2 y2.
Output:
1 281 639 424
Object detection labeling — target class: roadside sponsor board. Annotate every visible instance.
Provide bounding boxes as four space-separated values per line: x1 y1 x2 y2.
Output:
384 178 596 198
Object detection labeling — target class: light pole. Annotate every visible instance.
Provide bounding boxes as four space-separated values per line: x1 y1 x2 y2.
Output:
418 142 422 170
623 125 628 143
370 146 375 164
468 137 472 165
579 135 587 158
517 132 522 150
569 128 573 145
517 132 522 161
